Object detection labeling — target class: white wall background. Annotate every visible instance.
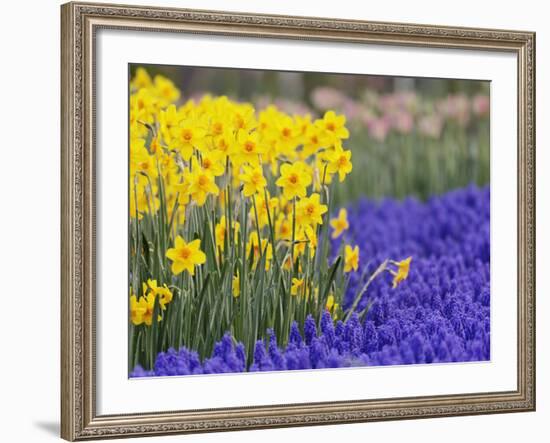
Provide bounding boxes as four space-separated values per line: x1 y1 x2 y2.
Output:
0 0 546 441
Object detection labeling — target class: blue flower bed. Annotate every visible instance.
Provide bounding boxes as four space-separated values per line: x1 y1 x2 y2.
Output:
131 185 490 377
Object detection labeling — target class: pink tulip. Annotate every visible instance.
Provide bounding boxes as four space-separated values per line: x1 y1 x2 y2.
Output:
395 90 418 112
392 110 414 134
310 87 346 110
472 94 490 117
418 115 444 139
342 98 362 121
378 94 399 114
367 117 391 142
437 94 471 127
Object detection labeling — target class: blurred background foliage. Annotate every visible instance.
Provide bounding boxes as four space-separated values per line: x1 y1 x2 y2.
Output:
130 64 489 203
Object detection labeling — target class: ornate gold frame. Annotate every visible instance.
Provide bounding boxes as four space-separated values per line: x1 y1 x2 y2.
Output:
60 1 536 440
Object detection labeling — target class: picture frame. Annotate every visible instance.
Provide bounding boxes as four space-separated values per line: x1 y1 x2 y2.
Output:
60 1 536 440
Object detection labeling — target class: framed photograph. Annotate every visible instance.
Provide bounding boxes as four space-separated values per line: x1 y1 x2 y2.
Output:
61 1 536 440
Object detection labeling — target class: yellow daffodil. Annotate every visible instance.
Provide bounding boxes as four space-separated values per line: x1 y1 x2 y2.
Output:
129 180 159 219
252 193 278 228
302 125 326 158
159 104 181 144
130 292 147 325
130 291 160 326
315 110 349 143
275 162 312 199
261 138 279 172
154 74 181 106
217 189 227 211
291 278 304 296
326 144 353 182
204 97 231 123
172 179 191 207
325 294 339 319
231 103 257 132
234 130 265 165
171 121 207 160
330 208 349 239
208 114 231 137
141 294 158 326
302 224 318 256
201 150 225 177
130 87 158 123
184 166 220 206
215 216 240 252
293 224 318 258
282 255 293 271
246 232 273 270
275 214 292 241
142 279 173 310
297 193 328 227
149 136 162 155
294 114 312 141
129 118 149 140
154 143 177 172
232 272 240 298
215 216 227 252
344 244 360 273
166 236 207 276
258 105 281 132
390 256 412 288
131 67 152 90
211 128 236 159
178 99 196 118
278 194 292 214
239 165 267 197
130 138 158 182
270 115 299 157
315 156 334 187
325 294 335 311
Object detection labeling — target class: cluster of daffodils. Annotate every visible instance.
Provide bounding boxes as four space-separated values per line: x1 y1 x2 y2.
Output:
130 279 173 326
128 67 411 369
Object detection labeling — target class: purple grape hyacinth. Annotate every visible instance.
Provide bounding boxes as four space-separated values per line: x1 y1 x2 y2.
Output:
131 185 490 377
